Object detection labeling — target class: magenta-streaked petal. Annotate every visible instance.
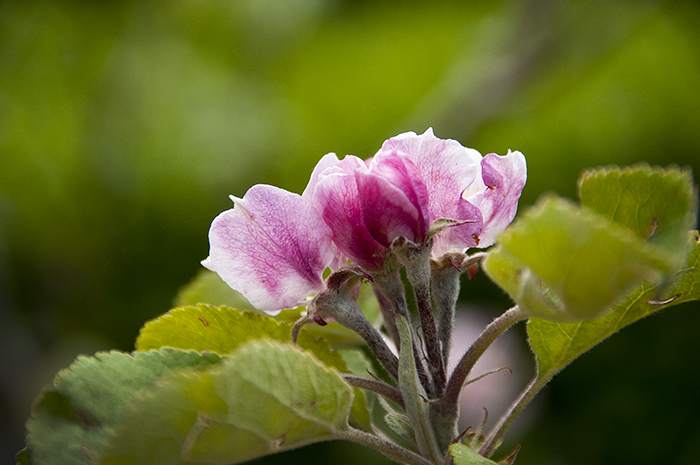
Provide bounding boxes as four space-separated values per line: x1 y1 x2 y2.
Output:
467 150 527 247
431 197 484 256
203 184 334 314
309 155 388 271
302 152 340 202
357 151 430 246
382 128 482 224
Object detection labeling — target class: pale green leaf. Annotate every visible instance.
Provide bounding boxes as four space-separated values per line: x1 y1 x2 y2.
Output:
174 269 382 347
449 443 499 465
483 195 670 322
101 340 354 464
528 231 700 382
25 349 223 465
578 164 698 264
136 304 370 430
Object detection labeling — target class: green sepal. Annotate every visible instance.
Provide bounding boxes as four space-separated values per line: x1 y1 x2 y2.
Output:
396 315 442 464
449 443 499 465
483 195 670 322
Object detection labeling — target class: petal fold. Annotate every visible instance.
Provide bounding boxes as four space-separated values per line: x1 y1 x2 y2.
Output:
467 150 527 247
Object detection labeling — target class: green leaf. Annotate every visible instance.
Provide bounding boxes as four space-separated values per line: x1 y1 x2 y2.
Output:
25 349 223 465
578 164 698 265
528 231 700 386
136 304 370 430
483 195 670 322
101 340 354 464
174 269 381 347
396 315 441 464
15 448 31 465
449 443 499 465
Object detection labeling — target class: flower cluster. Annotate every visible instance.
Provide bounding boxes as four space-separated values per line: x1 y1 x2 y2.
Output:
203 129 526 314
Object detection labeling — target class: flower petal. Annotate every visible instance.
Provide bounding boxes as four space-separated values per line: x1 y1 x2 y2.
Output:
203 184 334 314
356 150 430 246
382 128 483 224
307 155 388 271
382 128 485 255
430 198 484 256
467 150 527 247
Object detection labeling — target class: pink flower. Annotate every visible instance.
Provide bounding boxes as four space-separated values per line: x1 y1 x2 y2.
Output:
380 128 526 256
204 129 527 313
202 184 335 314
356 149 431 247
303 154 388 271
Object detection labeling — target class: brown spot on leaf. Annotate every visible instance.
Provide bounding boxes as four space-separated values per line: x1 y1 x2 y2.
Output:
198 317 209 327
646 217 659 238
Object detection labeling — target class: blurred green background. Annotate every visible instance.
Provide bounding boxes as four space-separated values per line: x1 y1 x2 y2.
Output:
2 0 700 464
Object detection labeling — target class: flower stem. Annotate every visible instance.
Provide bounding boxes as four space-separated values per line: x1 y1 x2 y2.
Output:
342 374 405 410
394 239 446 396
314 291 400 381
336 427 435 465
430 259 461 368
437 306 528 428
372 255 432 395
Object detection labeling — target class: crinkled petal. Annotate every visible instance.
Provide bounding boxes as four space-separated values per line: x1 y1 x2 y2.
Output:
308 155 388 271
382 128 483 224
467 150 527 247
357 151 430 246
302 152 341 202
203 184 334 314
430 198 483 256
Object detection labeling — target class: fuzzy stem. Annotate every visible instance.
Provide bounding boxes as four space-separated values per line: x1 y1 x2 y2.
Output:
430 261 461 367
394 239 446 396
438 306 528 426
373 284 400 347
372 255 432 395
342 374 405 410
314 292 400 381
336 428 435 465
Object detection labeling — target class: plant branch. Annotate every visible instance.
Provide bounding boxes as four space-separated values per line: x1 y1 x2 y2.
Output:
372 255 433 395
337 427 435 465
438 306 528 422
342 374 405 410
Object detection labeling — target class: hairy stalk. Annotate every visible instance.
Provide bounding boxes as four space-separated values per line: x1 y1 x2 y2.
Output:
342 374 405 410
479 374 546 458
438 306 528 427
373 285 400 347
372 254 432 395
314 291 400 381
430 258 461 367
336 428 434 465
394 238 446 395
